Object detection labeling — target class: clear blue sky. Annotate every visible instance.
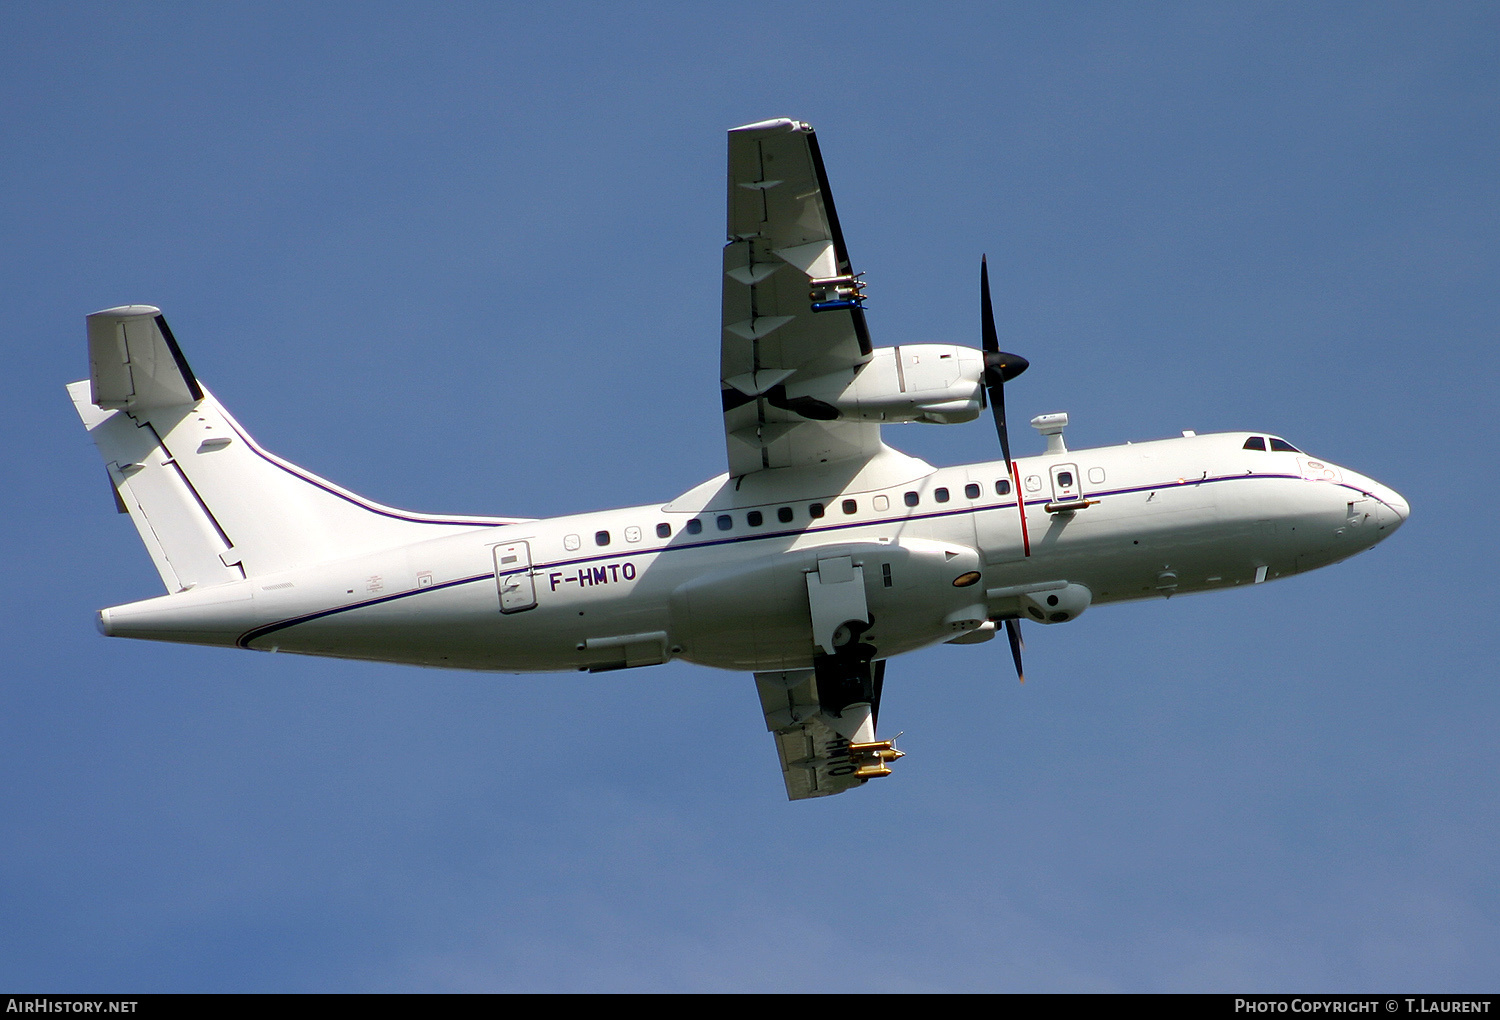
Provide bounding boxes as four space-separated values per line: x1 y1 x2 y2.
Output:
4 2 1495 992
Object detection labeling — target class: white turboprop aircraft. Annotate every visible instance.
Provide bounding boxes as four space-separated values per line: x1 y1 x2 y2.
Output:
70 118 1408 799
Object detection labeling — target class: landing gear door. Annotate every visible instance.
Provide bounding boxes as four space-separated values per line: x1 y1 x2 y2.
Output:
806 556 869 656
1049 463 1081 502
494 541 537 614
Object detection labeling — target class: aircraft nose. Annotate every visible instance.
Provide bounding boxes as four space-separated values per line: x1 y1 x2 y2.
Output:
1374 485 1409 533
1335 468 1408 540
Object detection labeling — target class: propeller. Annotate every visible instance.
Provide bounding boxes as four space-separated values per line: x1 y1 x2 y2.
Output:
979 255 1029 473
980 255 1031 682
1005 618 1025 684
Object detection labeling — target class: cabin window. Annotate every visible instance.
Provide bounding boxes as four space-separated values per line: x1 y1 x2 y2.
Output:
873 495 890 512
564 534 581 551
1057 471 1074 488
595 530 611 546
685 519 703 535
777 506 794 523
1243 436 1267 451
904 491 919 507
746 510 763 527
1025 475 1042 491
935 487 950 503
842 499 858 515
624 526 641 543
1087 467 1106 484
995 479 1011 496
964 483 981 499
656 522 671 538
1269 438 1300 453
809 502 825 519
716 514 733 531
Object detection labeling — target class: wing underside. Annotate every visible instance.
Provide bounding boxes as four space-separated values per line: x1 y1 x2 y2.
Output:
721 119 883 478
755 667 892 800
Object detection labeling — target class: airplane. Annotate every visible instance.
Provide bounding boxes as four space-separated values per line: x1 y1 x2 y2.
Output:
68 117 1409 800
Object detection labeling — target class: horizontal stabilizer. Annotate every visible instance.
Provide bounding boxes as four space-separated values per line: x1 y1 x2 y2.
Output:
88 305 203 412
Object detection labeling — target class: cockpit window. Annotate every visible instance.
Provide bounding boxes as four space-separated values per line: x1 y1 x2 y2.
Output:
1269 438 1300 453
1243 436 1267 451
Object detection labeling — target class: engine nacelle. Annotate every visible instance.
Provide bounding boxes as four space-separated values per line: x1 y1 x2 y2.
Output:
1018 583 1092 624
782 345 985 425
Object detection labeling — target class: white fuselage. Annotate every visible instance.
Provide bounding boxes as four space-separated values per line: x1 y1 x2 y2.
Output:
98 430 1408 674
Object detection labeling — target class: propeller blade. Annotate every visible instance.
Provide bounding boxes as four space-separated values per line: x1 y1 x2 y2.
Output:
981 256 1029 684
990 362 1013 469
979 255 1028 472
1005 618 1025 683
980 255 999 354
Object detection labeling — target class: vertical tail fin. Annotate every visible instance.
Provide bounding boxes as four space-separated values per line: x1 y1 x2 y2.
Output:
71 306 525 593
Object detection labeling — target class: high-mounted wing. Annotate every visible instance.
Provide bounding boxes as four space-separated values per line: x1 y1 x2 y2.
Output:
721 119 882 478
755 668 866 799
755 665 899 800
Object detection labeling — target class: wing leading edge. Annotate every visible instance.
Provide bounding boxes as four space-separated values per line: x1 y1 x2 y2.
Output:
721 118 885 478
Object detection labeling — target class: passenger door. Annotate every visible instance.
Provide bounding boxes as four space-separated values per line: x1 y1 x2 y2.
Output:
494 541 537 614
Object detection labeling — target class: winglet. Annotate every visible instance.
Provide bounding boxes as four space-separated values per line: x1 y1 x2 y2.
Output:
87 305 203 412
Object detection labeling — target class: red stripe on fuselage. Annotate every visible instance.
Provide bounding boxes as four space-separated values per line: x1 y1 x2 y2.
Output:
1012 460 1030 557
